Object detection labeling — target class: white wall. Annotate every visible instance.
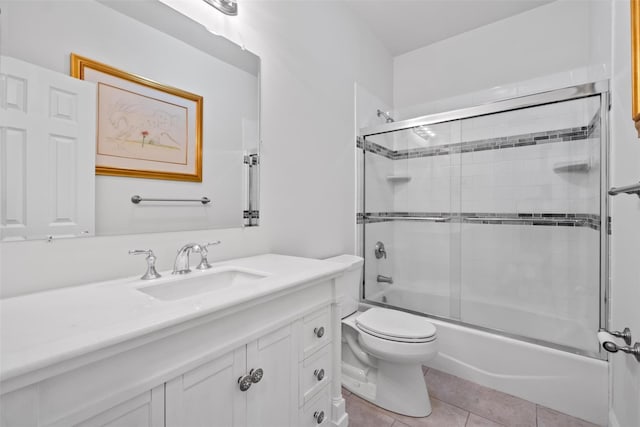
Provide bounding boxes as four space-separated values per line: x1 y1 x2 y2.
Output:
609 1 640 426
393 0 594 114
355 84 394 298
0 0 393 297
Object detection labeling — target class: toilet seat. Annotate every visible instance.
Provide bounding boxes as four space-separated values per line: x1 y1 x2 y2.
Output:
355 307 436 343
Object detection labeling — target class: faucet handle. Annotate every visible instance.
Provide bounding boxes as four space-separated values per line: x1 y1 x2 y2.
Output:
129 249 152 256
196 241 221 270
129 249 162 280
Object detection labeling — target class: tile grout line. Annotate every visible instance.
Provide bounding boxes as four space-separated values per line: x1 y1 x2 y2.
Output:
463 411 471 426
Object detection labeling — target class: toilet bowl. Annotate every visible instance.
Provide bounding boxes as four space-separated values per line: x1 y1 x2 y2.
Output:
324 255 438 417
342 307 438 417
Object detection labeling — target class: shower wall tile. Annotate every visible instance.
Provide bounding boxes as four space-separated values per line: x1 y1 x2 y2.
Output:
459 224 600 353
393 154 453 213
460 97 600 143
458 138 600 215
362 221 394 300
364 151 395 213
391 222 452 299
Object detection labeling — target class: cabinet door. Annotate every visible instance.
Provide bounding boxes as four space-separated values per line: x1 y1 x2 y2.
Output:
73 386 163 427
246 325 298 427
165 347 247 427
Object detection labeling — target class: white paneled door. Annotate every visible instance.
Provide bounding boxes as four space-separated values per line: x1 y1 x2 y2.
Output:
610 2 640 425
0 56 95 241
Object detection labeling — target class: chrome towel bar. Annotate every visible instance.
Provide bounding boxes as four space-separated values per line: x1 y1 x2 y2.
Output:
365 215 450 222
608 182 640 198
131 195 211 205
465 217 587 224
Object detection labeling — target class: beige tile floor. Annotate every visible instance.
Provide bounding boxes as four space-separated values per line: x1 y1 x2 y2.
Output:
343 367 602 427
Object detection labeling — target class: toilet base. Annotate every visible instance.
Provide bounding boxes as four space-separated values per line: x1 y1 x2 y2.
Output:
342 361 432 417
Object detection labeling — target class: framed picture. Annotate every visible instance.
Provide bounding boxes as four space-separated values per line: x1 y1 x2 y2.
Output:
71 53 203 181
632 0 640 137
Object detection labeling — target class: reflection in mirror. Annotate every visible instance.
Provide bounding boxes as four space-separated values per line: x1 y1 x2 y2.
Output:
0 0 260 241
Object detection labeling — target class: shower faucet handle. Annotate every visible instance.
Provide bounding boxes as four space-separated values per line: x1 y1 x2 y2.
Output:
374 241 387 259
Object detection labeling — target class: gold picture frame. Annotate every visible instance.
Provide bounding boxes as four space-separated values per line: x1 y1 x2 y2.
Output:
632 0 640 137
71 54 203 181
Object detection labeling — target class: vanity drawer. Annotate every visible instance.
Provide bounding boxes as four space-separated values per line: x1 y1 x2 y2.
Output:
299 385 330 427
300 344 332 405
302 307 332 359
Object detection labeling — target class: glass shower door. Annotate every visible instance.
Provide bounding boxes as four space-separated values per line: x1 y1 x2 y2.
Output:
360 85 606 357
457 96 603 354
362 120 462 319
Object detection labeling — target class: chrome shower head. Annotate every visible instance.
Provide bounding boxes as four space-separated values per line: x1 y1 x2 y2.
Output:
377 109 394 123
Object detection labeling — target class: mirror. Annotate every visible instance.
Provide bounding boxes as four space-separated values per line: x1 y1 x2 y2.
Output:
0 0 260 241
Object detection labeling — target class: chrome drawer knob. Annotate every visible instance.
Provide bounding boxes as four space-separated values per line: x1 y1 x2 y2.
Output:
313 368 325 381
313 410 325 424
250 368 264 383
314 326 325 338
238 375 252 392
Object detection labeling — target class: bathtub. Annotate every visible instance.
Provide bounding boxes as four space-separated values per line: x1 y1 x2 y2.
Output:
364 287 608 425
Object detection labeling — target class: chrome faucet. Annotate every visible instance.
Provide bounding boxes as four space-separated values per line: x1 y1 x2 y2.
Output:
173 243 204 275
195 241 222 270
377 275 393 284
129 249 162 280
374 241 387 259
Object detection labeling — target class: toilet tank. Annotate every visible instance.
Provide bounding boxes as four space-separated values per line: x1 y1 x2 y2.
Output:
324 255 363 319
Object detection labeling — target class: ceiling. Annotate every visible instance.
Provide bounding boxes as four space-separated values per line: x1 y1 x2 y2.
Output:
342 0 556 56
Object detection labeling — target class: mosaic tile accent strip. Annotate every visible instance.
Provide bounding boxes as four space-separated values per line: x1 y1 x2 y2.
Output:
243 210 260 219
358 211 603 231
360 111 602 160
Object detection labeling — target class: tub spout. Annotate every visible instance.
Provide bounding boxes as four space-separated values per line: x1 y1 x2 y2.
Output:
377 275 393 284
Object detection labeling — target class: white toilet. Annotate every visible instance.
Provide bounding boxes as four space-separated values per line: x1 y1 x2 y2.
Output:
325 255 438 417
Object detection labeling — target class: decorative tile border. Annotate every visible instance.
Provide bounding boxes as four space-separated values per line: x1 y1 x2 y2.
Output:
360 111 601 160
358 211 604 231
243 210 260 226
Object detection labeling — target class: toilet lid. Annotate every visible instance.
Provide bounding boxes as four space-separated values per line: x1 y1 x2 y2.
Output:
355 307 436 342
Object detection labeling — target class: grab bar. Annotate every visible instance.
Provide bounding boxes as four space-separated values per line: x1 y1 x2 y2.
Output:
608 182 640 198
465 217 587 224
131 195 211 205
365 215 450 222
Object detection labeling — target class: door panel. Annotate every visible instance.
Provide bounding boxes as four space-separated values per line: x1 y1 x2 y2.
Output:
246 325 297 427
165 347 247 427
0 56 95 241
74 386 163 427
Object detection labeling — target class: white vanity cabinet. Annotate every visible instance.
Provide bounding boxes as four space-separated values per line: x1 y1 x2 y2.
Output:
165 324 297 427
74 387 165 427
0 255 349 427
165 348 247 427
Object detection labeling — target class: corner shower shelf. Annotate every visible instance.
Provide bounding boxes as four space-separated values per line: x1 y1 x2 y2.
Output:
553 160 591 173
386 175 411 183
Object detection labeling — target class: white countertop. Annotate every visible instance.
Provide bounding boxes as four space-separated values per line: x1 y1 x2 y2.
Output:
0 254 347 382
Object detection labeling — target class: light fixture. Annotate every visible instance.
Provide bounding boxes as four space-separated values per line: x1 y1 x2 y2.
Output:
203 0 237 16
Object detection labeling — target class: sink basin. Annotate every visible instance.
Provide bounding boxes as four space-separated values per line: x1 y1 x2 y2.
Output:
136 268 268 301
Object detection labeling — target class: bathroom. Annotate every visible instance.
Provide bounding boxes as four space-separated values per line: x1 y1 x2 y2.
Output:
1 0 639 426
